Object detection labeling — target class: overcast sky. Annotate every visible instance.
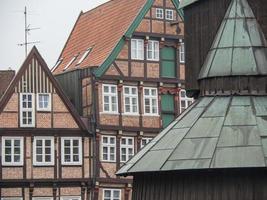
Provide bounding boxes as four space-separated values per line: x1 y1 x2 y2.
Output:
0 0 109 71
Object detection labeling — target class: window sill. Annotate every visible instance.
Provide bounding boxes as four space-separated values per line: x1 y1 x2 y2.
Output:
143 114 160 117
122 113 140 116
2 163 24 166
61 163 83 166
100 112 119 115
101 160 117 163
33 163 55 167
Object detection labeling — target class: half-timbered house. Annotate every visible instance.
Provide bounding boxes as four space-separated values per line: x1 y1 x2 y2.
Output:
117 0 267 199
0 47 93 200
52 0 191 199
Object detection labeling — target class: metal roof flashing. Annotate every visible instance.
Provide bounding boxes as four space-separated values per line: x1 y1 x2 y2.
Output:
117 0 267 176
198 0 267 80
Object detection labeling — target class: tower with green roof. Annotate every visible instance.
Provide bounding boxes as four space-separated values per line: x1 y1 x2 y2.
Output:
117 0 267 199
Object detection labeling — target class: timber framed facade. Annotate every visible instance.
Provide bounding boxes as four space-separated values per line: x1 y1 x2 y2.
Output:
52 0 190 199
0 47 94 200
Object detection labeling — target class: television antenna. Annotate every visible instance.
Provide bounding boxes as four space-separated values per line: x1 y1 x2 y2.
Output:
18 6 40 57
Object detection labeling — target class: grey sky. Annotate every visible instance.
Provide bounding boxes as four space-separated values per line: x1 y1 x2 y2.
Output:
0 0 109 71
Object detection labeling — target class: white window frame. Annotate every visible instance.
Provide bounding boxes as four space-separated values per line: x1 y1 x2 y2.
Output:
102 84 118 114
63 56 77 71
60 196 81 200
156 8 164 19
37 93 51 111
33 197 53 200
60 197 81 200
77 48 92 65
101 135 116 162
147 40 159 61
33 136 54 166
103 189 121 200
143 87 159 115
179 43 185 63
141 137 153 149
123 86 139 115
120 137 134 163
166 9 174 20
179 89 194 113
131 39 144 60
61 137 82 165
1 198 23 200
2 137 24 166
20 93 35 127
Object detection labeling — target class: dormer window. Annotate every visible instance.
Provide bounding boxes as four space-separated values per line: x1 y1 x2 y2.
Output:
63 55 78 71
51 58 63 72
166 9 174 20
77 48 92 65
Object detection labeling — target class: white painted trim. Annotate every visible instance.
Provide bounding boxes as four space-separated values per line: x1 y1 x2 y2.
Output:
101 135 116 162
61 137 82 165
102 189 121 200
165 9 174 20
141 137 153 149
146 40 159 61
179 89 194 113
60 196 81 200
155 8 164 19
32 197 53 200
120 137 134 163
123 86 139 115
33 136 54 166
20 93 35 127
102 84 118 114
179 42 185 63
2 136 24 166
37 93 51 111
143 87 159 115
131 39 144 60
1 198 23 200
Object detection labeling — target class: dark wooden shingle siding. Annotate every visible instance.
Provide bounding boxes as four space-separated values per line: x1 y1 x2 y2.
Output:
184 0 267 94
132 170 267 200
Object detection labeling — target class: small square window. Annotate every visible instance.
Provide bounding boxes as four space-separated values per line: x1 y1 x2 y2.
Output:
166 9 174 20
103 189 121 200
37 93 51 111
156 8 164 19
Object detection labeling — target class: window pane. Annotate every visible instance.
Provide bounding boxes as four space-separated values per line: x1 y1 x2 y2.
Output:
45 147 51 154
14 155 20 162
5 147 11 154
73 155 79 162
114 191 120 198
5 155 11 162
65 155 71 162
73 140 79 146
37 155 42 162
64 140 70 146
104 190 111 198
45 155 51 162
5 140 11 146
45 140 51 146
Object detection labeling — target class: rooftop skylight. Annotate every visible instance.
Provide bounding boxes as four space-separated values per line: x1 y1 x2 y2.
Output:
76 47 92 65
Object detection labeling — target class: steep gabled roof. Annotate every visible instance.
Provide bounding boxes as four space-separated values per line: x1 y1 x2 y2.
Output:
117 96 267 175
198 0 267 79
53 0 183 76
179 0 199 9
0 46 88 131
53 0 148 74
0 70 15 98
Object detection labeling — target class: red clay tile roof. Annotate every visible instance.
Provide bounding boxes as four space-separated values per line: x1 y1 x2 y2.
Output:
53 0 147 74
0 70 15 98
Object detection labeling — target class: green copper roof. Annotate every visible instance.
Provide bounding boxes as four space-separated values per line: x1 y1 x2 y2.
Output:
179 0 199 9
198 0 267 79
117 96 267 175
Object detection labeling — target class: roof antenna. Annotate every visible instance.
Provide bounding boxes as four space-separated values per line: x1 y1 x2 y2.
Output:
18 6 40 58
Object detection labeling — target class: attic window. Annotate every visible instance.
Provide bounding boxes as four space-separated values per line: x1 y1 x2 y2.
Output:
51 58 63 72
77 48 92 65
63 55 78 71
